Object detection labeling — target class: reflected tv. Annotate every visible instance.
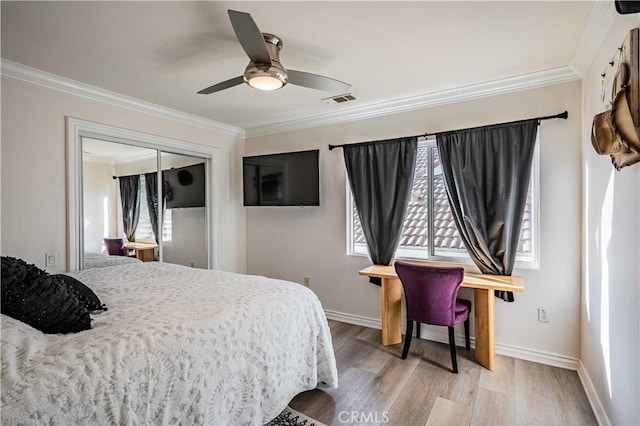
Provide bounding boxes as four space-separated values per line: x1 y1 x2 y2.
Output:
243 150 320 206
163 163 205 208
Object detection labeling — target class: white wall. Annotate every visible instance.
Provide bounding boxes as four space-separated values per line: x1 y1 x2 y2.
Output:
581 15 640 426
0 77 246 274
82 159 117 253
246 81 583 361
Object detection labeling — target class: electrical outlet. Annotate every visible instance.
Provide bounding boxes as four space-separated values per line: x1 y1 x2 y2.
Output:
45 253 57 268
303 277 310 287
538 308 550 323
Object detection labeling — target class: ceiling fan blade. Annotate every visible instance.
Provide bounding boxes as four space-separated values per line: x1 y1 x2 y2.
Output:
197 76 244 94
228 10 271 65
287 70 351 93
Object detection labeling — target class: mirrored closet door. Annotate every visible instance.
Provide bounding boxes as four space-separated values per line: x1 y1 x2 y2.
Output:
160 152 207 268
80 137 208 270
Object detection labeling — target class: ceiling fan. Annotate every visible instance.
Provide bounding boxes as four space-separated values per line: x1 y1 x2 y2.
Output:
197 10 351 95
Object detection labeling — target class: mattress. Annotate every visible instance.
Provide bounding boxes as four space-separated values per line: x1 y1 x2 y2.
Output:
1 262 337 425
83 252 142 269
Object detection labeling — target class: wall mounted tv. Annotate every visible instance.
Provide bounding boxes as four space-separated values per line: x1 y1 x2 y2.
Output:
243 149 320 206
163 163 205 209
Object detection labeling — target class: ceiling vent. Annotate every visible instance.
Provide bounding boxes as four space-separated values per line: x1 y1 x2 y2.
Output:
323 93 356 105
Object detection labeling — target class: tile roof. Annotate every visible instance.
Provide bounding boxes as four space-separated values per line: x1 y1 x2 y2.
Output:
352 146 532 256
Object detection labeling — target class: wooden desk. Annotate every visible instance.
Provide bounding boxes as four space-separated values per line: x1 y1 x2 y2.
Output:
124 242 158 262
359 264 524 371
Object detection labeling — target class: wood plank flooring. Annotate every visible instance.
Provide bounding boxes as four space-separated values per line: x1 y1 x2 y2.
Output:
290 321 596 425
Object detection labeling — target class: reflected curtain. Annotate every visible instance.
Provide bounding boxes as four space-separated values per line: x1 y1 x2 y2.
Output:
144 172 160 243
436 120 538 301
119 175 140 242
343 137 418 285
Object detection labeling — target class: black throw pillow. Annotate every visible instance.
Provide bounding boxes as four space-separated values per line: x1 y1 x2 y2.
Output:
52 274 107 312
1 256 91 334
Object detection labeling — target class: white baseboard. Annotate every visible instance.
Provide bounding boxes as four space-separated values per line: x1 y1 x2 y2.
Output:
494 342 579 371
325 308 579 370
324 309 381 330
328 307 611 424
577 360 611 426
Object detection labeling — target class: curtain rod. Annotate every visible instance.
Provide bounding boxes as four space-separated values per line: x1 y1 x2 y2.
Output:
112 174 146 180
327 110 568 150
112 173 144 180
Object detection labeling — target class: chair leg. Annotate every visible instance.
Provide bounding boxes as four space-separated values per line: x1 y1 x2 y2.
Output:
401 319 413 359
448 326 458 374
464 318 470 350
416 322 421 339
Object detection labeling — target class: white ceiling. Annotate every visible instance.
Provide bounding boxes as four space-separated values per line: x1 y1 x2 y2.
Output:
1 1 597 133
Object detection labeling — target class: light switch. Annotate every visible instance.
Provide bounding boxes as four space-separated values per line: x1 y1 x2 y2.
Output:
45 253 57 268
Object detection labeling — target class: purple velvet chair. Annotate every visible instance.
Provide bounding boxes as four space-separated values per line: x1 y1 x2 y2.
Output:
394 261 471 373
103 238 125 256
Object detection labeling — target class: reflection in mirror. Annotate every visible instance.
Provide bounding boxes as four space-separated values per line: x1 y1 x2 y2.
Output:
82 138 157 268
161 152 207 268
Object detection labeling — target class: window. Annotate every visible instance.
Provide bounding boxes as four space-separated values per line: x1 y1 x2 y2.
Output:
135 175 172 242
347 139 539 268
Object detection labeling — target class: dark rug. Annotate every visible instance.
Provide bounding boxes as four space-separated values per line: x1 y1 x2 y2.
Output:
266 406 325 426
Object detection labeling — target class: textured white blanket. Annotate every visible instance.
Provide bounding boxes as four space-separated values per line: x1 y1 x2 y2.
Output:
1 262 338 425
83 252 142 269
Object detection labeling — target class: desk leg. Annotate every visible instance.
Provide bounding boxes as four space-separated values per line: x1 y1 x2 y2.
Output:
381 277 402 346
474 288 495 370
135 248 155 262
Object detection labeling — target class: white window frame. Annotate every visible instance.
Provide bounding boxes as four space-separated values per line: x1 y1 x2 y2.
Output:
346 137 540 270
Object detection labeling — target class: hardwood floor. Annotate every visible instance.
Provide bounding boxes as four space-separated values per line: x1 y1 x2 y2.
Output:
290 321 597 425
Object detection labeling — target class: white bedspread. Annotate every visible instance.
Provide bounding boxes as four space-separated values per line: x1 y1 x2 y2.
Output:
83 252 142 269
1 262 338 425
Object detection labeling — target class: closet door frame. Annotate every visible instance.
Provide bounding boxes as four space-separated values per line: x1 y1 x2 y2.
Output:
66 117 220 271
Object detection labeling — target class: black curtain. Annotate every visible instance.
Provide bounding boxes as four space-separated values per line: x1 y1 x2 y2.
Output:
144 172 159 243
436 120 538 301
343 137 418 285
119 175 141 242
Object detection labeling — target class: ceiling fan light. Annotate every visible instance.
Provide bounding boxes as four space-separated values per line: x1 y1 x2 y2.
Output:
248 75 284 91
244 63 287 91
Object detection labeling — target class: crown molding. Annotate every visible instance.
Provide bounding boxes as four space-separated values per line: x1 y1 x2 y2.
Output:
571 1 617 77
246 66 580 138
82 156 114 166
0 59 245 139
1 58 581 141
84 150 157 166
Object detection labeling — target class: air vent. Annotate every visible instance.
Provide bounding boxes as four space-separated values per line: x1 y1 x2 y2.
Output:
323 93 356 105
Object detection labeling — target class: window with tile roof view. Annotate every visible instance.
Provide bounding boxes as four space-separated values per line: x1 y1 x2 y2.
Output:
349 141 537 267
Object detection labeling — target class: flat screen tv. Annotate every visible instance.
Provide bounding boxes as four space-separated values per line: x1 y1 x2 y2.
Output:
243 149 320 206
163 163 205 209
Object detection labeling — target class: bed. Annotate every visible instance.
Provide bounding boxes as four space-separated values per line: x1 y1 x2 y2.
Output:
83 252 143 269
1 262 338 425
